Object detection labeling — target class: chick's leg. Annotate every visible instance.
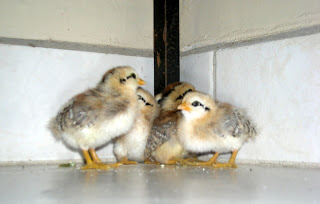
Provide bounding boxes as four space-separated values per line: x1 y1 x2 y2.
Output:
90 148 122 168
212 150 238 168
81 149 122 170
81 150 110 170
89 149 101 163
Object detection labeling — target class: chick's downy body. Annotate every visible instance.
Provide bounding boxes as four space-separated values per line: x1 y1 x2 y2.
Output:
144 82 195 164
114 87 160 163
177 92 257 168
49 66 145 170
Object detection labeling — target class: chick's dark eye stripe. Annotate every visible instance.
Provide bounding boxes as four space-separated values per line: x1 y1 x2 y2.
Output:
192 101 210 111
138 95 153 107
127 73 136 79
120 73 137 84
146 102 153 107
175 89 193 101
138 95 146 103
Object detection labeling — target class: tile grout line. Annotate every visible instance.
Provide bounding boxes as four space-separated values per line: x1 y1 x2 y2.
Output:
212 50 217 99
181 24 320 57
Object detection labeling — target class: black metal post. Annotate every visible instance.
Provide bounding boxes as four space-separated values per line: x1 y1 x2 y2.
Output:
154 0 180 95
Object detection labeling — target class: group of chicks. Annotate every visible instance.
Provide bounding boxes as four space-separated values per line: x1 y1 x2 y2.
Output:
50 66 257 170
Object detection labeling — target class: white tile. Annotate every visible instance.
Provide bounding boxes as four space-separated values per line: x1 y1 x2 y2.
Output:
216 33 320 163
180 52 214 97
0 44 153 162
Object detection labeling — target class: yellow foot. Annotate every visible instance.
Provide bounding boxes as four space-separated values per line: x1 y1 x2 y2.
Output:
184 157 203 163
107 162 123 168
81 162 123 170
167 158 192 165
144 160 161 165
212 163 237 168
119 158 138 165
81 163 111 170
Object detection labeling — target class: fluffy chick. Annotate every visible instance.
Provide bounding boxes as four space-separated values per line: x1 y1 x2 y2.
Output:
144 82 196 164
49 66 145 170
177 92 257 168
113 87 160 164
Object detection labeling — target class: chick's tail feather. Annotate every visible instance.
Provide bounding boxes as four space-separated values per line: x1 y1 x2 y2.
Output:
234 109 258 140
48 118 62 139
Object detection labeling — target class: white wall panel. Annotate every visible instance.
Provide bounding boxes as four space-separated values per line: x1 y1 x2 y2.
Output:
0 44 153 162
216 33 320 163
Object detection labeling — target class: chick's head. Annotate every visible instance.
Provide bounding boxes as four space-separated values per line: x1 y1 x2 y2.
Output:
137 88 160 121
98 66 145 92
178 92 217 121
159 82 195 111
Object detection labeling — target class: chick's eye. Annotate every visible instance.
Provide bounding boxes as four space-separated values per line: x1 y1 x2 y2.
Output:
192 101 200 107
131 73 136 79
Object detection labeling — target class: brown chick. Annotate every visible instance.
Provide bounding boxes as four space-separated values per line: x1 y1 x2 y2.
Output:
49 66 146 170
144 82 195 164
177 92 257 168
113 87 160 164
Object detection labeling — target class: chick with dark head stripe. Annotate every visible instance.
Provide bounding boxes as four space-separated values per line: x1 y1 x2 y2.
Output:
49 66 145 170
177 92 257 168
144 82 196 164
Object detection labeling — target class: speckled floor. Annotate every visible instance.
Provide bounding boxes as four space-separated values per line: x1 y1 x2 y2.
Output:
0 164 319 203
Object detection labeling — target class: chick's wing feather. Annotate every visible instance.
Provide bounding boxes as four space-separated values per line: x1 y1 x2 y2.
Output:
144 110 180 158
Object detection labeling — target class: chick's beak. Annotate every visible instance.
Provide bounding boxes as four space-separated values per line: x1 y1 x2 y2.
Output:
138 79 146 85
178 102 192 112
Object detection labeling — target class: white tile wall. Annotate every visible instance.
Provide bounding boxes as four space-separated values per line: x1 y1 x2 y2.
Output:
216 33 320 163
0 44 153 162
1 32 319 164
180 51 214 97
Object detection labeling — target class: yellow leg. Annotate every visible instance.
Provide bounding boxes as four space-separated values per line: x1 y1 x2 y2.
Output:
81 150 109 170
83 150 93 165
89 149 101 164
212 150 238 168
118 157 138 165
81 149 122 170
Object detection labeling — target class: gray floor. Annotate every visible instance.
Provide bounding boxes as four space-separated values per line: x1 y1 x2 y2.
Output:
0 164 319 204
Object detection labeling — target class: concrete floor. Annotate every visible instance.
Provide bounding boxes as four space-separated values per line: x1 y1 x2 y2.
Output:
0 164 319 203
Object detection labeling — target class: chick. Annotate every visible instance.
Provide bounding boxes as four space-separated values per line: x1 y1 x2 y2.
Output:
113 87 160 164
157 82 194 111
49 66 145 170
177 92 257 168
144 82 196 164
154 81 182 104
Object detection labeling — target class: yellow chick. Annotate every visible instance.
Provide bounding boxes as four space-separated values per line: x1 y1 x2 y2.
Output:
177 92 257 168
49 66 145 170
113 87 160 164
144 82 196 164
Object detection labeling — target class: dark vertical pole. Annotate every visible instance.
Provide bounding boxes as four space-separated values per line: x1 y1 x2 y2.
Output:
154 0 180 95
